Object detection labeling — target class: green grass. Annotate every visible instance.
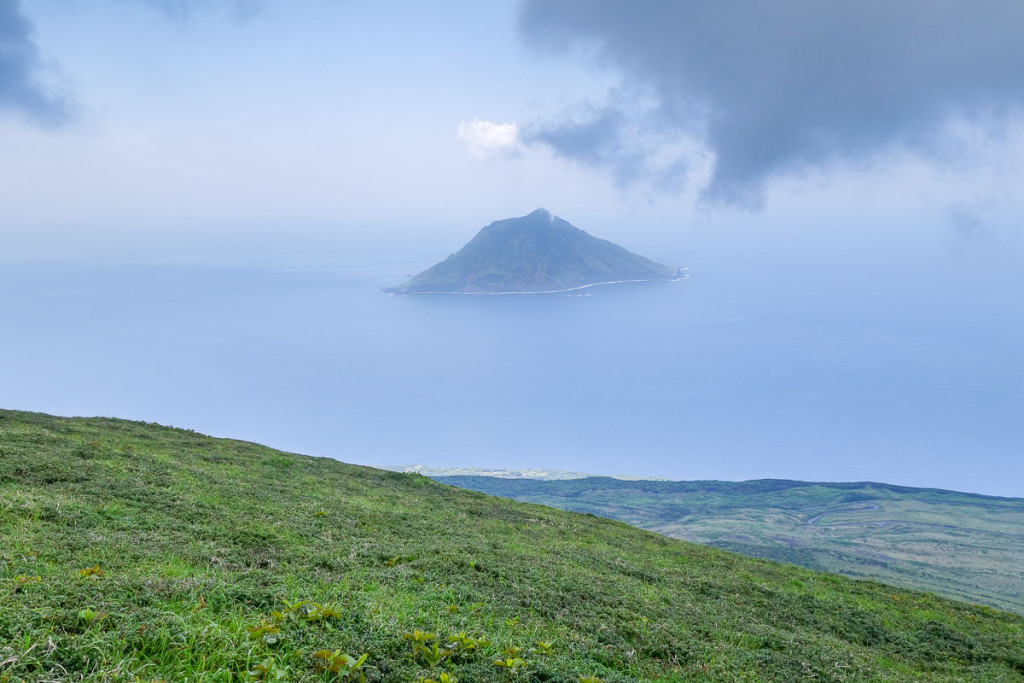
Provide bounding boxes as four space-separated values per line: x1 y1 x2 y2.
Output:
432 477 1024 615
1 409 1023 682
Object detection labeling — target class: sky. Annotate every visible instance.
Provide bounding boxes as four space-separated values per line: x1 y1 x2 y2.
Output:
2 0 1023 260
2 1 1024 494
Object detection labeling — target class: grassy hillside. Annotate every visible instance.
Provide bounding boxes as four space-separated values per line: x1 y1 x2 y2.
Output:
434 477 1024 616
1 410 1022 682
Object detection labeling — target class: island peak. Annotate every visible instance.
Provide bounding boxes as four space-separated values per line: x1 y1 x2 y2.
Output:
385 210 682 295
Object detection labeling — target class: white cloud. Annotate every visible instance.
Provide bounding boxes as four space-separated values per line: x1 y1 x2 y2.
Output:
457 119 519 159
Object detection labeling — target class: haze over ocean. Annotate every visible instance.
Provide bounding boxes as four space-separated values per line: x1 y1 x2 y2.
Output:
3 3 1024 498
4 217 1021 498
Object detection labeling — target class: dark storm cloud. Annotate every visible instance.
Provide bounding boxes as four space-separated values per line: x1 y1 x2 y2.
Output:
528 106 625 167
524 105 649 186
519 1 1024 206
0 0 74 126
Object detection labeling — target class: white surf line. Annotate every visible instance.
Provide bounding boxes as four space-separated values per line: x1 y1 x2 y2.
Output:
385 274 689 296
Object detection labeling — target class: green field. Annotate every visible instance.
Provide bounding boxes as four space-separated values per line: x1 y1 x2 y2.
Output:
2 409 1023 681
433 476 1024 615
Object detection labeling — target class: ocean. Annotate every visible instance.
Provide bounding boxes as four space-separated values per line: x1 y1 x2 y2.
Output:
3 232 1022 497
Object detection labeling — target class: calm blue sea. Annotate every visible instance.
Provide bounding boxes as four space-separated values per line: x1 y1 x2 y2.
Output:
3 236 1022 497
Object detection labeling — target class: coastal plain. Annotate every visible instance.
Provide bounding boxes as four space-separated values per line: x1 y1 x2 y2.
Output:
434 476 1024 615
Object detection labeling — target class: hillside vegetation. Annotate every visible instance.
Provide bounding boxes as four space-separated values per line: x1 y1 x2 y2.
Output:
1 409 1023 682
433 476 1024 615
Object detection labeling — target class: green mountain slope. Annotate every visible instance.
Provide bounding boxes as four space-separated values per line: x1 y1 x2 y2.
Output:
2 410 1023 682
384 209 681 294
433 476 1024 615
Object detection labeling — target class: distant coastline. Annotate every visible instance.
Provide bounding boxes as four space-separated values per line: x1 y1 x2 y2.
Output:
383 464 669 480
384 271 690 296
